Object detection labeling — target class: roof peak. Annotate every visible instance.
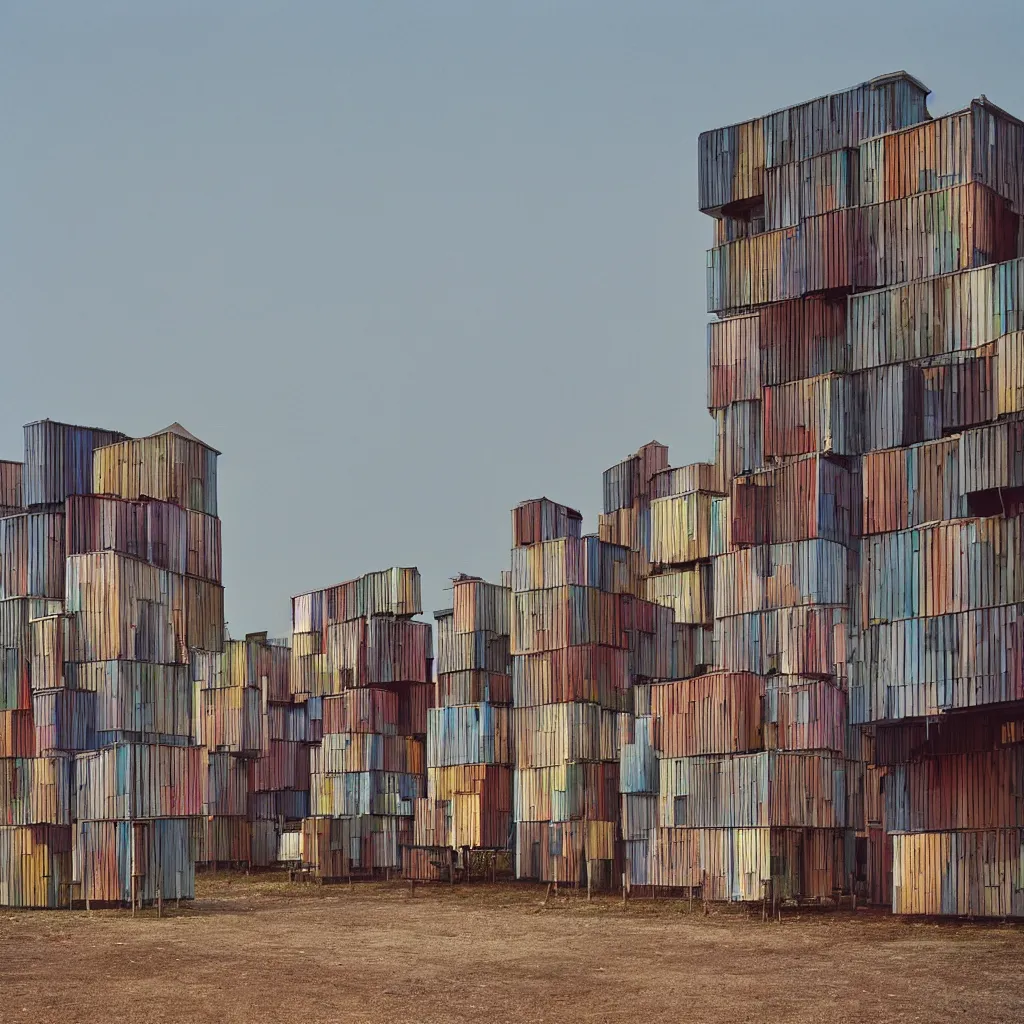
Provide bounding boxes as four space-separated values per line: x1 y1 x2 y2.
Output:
148 422 220 453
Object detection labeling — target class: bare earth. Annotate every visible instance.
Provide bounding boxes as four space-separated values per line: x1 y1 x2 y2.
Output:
1 873 1023 1024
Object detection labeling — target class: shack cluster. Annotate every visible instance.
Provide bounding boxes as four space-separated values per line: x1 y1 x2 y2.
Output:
2 71 1023 917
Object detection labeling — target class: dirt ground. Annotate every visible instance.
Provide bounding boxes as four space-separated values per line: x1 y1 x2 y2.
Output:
1 873 1023 1024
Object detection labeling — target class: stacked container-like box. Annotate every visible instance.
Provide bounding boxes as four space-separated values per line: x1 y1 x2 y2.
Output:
407 575 513 880
294 568 432 879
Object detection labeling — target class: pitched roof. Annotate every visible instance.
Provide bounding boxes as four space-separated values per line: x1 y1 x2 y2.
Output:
147 422 221 454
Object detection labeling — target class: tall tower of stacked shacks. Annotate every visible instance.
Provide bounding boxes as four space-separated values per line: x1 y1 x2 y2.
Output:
193 637 262 866
246 634 313 866
193 630 309 868
510 497 688 888
603 447 728 888
654 70 1024 912
0 420 224 906
840 96 1024 915
295 567 432 878
407 574 513 880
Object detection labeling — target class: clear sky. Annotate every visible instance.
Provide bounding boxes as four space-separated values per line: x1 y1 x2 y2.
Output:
5 1 1024 636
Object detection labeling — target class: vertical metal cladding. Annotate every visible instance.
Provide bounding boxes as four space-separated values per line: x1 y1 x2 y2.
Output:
959 418 1024 495
673 73 1002 905
698 72 929 214
290 572 429 697
0 825 71 907
764 149 859 231
511 477 682 889
847 259 1024 372
849 605 1024 723
861 437 965 534
63 551 187 664
75 818 200 903
65 494 222 584
74 743 204 819
700 72 1024 915
192 632 311 867
644 564 713 625
623 663 854 896
22 420 127 507
730 456 857 548
91 425 219 517
511 536 644 596
858 516 1024 623
408 578 513 873
1 418 223 906
858 100 1024 213
63 552 224 668
62 661 194 743
763 677 849 754
0 755 71 825
0 461 24 517
707 183 1019 315
657 751 850 829
33 691 97 752
297 567 431 877
512 498 583 548
712 539 850 619
598 443 679 585
512 645 633 710
0 512 66 601
649 491 720 565
647 674 765 756
891 830 1024 916
714 400 764 481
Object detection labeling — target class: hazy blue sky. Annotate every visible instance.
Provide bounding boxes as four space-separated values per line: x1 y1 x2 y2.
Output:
5 1 1024 635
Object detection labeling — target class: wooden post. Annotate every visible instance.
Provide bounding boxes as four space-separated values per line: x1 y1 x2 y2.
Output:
131 826 136 916
156 838 163 919
621 872 627 908
587 862 592 903
543 882 551 906
554 859 559 895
